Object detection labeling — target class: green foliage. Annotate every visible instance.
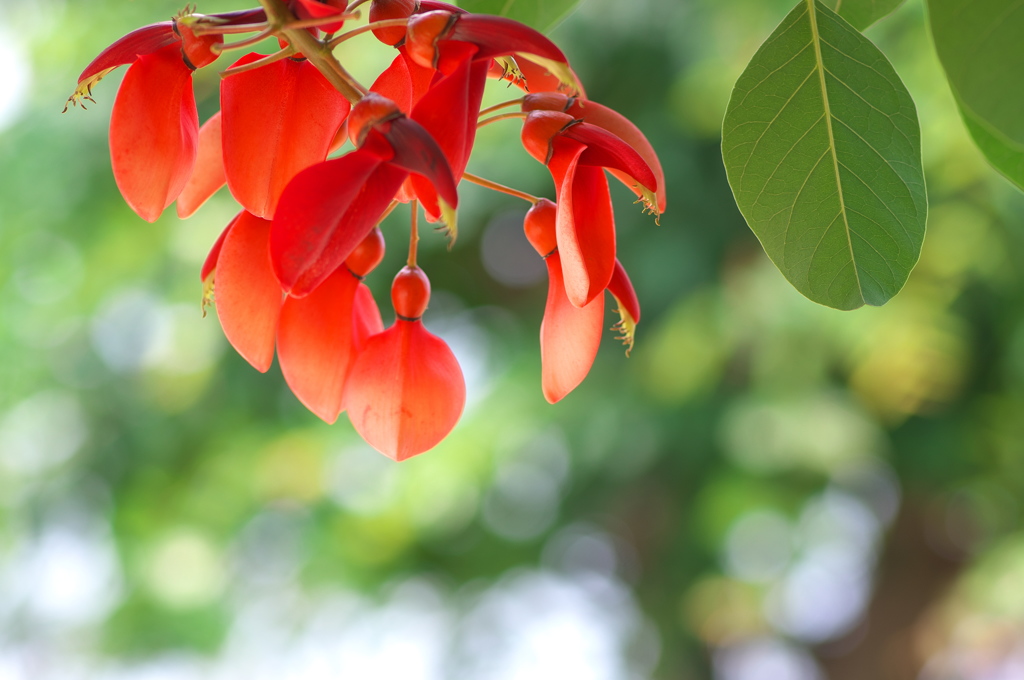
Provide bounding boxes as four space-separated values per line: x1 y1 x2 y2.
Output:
928 0 1024 190
722 0 926 310
821 0 905 30
457 0 580 32
956 94 1024 190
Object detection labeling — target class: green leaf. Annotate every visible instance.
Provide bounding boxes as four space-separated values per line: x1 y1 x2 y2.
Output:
820 0 905 30
955 94 1024 191
928 0 1024 168
722 0 926 310
456 0 581 33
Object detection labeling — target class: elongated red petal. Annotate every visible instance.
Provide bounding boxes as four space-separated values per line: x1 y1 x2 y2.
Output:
221 53 350 218
524 94 665 213
408 41 486 220
214 212 282 372
607 258 640 354
271 148 407 296
447 14 567 66
109 44 198 222
277 266 361 423
541 252 605 403
208 9 269 25
608 259 640 325
177 111 226 218
201 221 230 283
383 118 459 210
344 319 466 461
418 1 463 11
75 23 177 91
549 138 616 307
563 122 658 204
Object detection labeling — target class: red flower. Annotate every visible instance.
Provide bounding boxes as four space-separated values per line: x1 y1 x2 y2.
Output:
521 110 658 308
344 266 466 461
67 17 222 222
524 199 641 403
71 2 665 459
271 93 458 297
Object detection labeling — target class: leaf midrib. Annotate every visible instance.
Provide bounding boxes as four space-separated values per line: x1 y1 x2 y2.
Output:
807 0 862 301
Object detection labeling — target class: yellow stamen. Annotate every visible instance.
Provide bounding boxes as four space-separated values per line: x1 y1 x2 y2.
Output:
635 186 661 225
201 271 216 317
63 70 113 112
438 199 458 249
610 296 637 356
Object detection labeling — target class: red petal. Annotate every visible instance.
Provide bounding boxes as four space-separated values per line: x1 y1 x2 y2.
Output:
383 118 459 211
562 122 658 196
540 252 605 403
608 259 640 324
549 138 616 307
109 44 197 222
277 266 361 423
525 94 665 213
221 53 350 218
418 1 464 11
448 14 568 66
408 41 487 219
271 149 407 296
291 0 349 32
209 9 269 25
76 23 177 88
177 111 226 218
214 212 282 372
370 48 438 114
201 220 230 283
344 319 466 461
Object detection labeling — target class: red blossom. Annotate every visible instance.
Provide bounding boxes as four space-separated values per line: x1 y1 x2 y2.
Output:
72 2 664 459
344 266 466 461
522 110 658 307
524 199 642 402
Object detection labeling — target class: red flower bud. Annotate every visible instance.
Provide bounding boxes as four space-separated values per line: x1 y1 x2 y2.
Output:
391 266 431 319
369 0 418 46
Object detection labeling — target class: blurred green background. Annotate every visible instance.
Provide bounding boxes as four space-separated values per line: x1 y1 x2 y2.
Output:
3 0 1024 678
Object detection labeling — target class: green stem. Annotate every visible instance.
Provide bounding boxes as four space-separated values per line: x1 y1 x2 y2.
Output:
257 0 365 103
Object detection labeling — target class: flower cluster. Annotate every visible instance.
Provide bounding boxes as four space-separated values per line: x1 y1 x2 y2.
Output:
68 0 665 460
